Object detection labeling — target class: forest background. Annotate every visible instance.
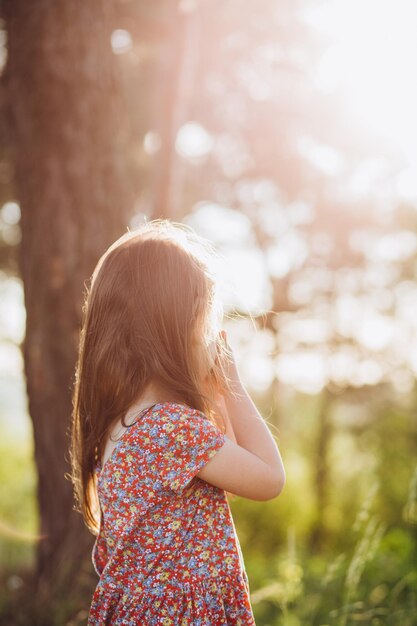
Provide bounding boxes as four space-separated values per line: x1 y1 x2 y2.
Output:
0 1 416 625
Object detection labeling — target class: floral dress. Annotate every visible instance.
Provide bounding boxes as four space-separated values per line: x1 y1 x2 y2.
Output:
87 401 256 625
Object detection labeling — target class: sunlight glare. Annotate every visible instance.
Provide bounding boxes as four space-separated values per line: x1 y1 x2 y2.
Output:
276 351 327 394
111 29 133 55
300 0 417 161
176 122 214 159
185 202 253 246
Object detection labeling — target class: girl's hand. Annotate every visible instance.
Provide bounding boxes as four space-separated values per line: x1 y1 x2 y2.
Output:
212 390 238 444
210 332 239 444
215 330 241 387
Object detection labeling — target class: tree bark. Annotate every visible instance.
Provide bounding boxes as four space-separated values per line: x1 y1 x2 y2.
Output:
1 0 136 602
150 3 200 220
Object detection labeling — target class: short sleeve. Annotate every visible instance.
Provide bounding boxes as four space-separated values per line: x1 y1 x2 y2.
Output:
146 405 226 494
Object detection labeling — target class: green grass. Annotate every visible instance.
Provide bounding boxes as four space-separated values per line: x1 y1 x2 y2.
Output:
233 468 417 626
0 430 38 573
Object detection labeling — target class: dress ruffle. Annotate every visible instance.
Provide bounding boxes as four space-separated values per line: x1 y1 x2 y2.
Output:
89 570 255 625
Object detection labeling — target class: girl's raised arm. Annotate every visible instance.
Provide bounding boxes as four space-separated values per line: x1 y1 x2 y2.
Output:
196 331 285 501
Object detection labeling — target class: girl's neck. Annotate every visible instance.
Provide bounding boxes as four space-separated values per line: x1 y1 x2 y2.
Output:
125 384 183 424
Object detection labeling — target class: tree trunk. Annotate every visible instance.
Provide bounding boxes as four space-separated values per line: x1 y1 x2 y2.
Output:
150 3 200 219
1 0 136 604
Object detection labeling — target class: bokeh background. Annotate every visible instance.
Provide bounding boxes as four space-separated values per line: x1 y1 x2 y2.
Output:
1 0 416 624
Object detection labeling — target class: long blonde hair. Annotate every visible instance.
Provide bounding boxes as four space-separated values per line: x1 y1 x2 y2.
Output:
69 219 233 534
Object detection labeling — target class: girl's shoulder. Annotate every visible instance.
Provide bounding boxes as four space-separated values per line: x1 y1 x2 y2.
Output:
146 401 218 436
150 401 205 421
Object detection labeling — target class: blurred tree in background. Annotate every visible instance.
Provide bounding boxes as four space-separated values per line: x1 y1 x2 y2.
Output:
0 0 416 624
1 0 137 608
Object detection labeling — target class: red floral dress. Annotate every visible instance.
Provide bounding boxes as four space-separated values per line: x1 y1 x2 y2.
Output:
88 401 256 625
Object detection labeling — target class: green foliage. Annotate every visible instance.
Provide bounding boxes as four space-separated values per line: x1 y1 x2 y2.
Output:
0 431 37 572
227 392 417 626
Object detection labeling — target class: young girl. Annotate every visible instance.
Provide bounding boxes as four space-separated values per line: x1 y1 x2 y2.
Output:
70 219 285 625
